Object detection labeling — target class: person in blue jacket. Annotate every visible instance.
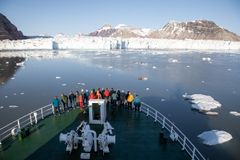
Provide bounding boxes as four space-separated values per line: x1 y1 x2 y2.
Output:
52 96 61 114
133 94 141 112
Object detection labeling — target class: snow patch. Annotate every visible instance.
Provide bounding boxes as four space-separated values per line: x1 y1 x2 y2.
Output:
198 130 232 145
16 62 25 66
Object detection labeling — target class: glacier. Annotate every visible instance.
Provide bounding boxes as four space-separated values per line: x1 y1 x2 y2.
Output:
0 36 240 51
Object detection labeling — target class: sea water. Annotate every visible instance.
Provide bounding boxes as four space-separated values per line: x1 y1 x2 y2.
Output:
0 50 240 160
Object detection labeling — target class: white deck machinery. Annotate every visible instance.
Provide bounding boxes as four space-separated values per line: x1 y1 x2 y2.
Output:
59 99 116 159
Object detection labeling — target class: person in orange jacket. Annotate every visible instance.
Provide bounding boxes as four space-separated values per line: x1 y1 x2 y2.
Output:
127 91 134 110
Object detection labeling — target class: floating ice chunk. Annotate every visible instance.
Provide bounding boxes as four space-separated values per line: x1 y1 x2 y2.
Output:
204 111 219 115
168 58 179 63
135 62 148 66
146 88 150 91
61 83 67 86
108 66 113 69
138 76 148 81
227 68 232 71
0 106 4 109
201 80 205 84
161 99 166 102
4 96 8 98
20 92 25 95
183 94 221 112
55 76 61 79
152 66 157 69
202 57 211 62
77 82 86 86
13 93 17 96
229 111 240 117
11 77 15 80
198 130 232 145
186 65 190 68
16 62 25 66
9 105 20 108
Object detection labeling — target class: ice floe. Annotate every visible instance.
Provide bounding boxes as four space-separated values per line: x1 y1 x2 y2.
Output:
227 68 232 71
77 82 86 86
138 76 148 81
186 65 190 68
145 88 150 91
9 105 20 108
108 66 113 69
20 92 25 95
168 58 179 63
161 98 166 102
198 130 232 145
55 76 61 79
61 83 67 86
16 62 25 66
152 66 157 69
0 106 4 109
229 111 240 117
4 96 8 98
202 57 211 61
183 94 221 112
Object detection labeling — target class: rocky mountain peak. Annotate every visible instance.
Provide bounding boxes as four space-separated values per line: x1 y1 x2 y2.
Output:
0 13 24 40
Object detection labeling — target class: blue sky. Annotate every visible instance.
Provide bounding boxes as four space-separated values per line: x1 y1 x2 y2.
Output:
0 0 239 36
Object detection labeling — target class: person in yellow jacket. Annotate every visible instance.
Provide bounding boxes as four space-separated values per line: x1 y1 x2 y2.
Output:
127 91 134 110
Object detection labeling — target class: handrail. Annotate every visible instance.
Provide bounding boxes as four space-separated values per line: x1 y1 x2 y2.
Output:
0 101 206 160
0 104 53 144
141 102 206 160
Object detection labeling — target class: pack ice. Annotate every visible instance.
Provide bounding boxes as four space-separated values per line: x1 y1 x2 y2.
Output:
198 130 232 145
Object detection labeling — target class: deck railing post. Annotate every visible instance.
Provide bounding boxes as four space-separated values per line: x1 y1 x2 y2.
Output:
52 105 55 115
162 117 165 128
147 108 149 116
192 147 196 160
41 108 44 119
182 136 186 150
154 111 158 122
17 119 21 129
30 113 33 125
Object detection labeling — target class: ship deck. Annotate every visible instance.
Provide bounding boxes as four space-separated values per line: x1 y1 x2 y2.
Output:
0 105 189 160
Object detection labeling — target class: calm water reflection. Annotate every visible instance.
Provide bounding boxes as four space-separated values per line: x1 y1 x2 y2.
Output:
0 50 240 160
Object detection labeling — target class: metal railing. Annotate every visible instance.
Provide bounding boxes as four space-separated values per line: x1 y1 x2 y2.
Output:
0 104 53 144
0 102 206 160
141 102 205 160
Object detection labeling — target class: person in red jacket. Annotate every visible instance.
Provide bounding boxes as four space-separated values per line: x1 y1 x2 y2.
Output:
79 94 84 111
89 90 96 100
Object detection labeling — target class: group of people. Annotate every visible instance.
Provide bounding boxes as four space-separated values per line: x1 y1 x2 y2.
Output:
52 88 141 114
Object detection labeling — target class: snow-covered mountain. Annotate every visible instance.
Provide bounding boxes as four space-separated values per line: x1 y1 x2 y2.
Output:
149 20 240 41
89 20 240 41
89 24 153 38
0 13 24 40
